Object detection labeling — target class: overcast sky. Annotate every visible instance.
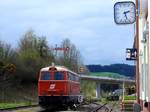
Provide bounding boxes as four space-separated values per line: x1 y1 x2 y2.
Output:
0 0 135 65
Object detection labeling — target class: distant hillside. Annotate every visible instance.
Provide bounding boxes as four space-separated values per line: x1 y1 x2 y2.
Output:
86 64 135 78
89 72 126 78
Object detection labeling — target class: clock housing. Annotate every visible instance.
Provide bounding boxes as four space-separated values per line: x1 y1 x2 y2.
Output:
114 1 136 24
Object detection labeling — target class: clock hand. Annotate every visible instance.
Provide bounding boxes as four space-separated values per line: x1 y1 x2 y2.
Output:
123 12 127 19
124 10 130 14
123 10 130 19
123 10 130 15
124 13 128 19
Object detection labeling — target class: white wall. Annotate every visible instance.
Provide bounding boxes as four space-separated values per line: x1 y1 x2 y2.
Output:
138 0 149 101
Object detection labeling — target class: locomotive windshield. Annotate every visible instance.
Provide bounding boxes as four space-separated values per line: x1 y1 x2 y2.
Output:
40 71 64 80
41 71 51 80
54 72 64 80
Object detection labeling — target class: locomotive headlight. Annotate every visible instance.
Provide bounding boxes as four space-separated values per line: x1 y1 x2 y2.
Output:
49 67 57 71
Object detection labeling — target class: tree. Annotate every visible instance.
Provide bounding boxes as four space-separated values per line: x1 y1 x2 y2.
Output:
0 41 16 62
0 41 16 102
16 30 55 83
57 38 82 72
0 41 16 81
19 30 54 60
19 30 37 51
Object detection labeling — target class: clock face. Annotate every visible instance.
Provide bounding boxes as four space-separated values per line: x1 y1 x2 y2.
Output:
114 1 136 24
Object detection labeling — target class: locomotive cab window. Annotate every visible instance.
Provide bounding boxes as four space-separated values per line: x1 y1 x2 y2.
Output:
54 72 64 80
68 72 79 82
40 72 51 80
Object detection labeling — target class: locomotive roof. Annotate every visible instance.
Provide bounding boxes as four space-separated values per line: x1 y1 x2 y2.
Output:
40 66 78 75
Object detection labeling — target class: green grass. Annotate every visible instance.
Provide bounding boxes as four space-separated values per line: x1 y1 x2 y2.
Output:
124 95 136 100
0 102 33 109
89 72 125 78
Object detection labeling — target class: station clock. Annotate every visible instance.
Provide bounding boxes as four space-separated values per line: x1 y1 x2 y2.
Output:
114 1 136 24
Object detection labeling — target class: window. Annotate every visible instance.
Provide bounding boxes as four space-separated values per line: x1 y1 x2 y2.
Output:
75 76 80 82
68 73 72 80
68 72 79 82
69 73 74 81
54 72 64 80
41 72 51 80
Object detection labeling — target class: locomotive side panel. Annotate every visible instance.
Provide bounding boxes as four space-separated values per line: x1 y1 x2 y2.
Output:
69 82 80 95
68 72 80 95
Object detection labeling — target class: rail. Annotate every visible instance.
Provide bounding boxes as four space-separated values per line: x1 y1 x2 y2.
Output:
76 99 113 112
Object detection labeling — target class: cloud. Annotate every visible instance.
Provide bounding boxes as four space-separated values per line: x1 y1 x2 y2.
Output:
0 0 134 65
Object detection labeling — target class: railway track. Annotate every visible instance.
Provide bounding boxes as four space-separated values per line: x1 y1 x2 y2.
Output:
76 99 113 112
91 103 108 112
86 103 112 112
0 100 114 112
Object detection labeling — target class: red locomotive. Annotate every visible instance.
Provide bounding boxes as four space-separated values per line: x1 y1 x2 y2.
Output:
38 65 83 110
